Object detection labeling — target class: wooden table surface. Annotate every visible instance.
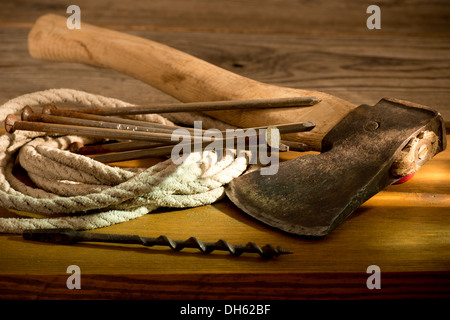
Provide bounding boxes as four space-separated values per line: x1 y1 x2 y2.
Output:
0 0 449 300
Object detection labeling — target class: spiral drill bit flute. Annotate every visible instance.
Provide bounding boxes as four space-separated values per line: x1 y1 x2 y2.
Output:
23 229 292 259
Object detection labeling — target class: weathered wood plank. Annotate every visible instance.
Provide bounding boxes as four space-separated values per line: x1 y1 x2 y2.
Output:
1 0 449 37
1 27 449 119
1 272 449 299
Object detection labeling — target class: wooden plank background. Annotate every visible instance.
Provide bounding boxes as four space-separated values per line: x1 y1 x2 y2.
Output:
0 0 449 300
1 0 450 119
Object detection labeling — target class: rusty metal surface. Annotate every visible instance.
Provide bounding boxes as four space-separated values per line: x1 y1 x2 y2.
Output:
71 96 320 115
225 98 446 237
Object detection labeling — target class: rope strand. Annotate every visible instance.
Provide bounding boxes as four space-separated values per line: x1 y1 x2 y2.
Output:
0 89 249 233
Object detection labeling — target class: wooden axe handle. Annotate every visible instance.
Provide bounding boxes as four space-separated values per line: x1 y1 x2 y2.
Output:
28 14 356 149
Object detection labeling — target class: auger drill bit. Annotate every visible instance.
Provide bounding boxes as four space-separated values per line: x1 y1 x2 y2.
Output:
22 228 292 259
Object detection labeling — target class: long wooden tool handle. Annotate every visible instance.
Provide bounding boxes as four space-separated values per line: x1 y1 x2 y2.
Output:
28 14 356 149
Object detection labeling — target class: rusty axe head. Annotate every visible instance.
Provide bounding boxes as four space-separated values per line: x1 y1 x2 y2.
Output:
225 98 446 237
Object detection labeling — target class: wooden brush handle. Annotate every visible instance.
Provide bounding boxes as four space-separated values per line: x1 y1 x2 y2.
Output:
28 14 356 149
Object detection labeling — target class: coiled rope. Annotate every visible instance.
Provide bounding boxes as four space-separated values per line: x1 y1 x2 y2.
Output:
0 89 249 233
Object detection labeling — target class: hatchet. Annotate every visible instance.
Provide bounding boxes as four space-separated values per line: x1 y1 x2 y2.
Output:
27 14 446 236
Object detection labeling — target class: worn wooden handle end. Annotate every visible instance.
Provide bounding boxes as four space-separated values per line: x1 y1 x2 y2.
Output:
28 14 356 149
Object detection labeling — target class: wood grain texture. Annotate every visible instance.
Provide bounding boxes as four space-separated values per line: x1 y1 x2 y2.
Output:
1 0 449 37
26 14 357 150
0 0 449 300
1 272 449 300
1 157 449 276
2 27 449 120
